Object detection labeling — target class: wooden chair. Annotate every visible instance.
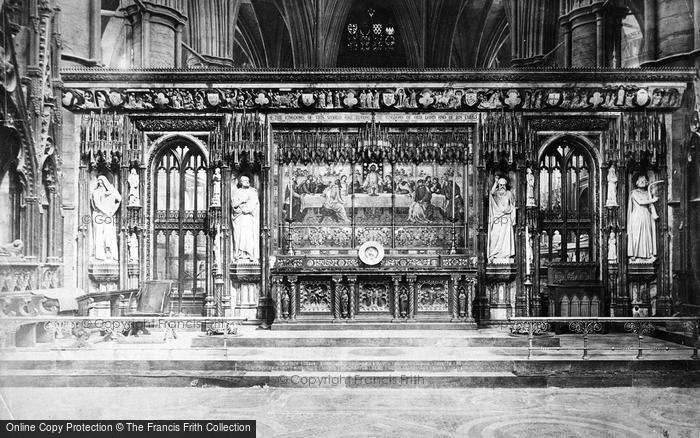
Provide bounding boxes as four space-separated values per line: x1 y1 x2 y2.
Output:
123 280 174 338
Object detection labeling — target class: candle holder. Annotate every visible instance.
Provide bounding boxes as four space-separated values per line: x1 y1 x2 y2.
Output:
285 217 295 255
449 218 457 254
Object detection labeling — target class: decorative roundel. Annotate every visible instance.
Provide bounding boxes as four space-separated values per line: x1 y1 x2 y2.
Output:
358 241 385 266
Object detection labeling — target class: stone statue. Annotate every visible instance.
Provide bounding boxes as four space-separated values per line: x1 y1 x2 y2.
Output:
458 287 467 317
606 167 618 207
627 173 659 262
340 289 349 318
281 288 290 317
526 168 536 207
487 176 516 263
231 175 260 263
211 168 221 208
0 240 23 257
608 231 617 262
399 288 409 317
127 233 138 263
127 168 140 207
91 175 121 262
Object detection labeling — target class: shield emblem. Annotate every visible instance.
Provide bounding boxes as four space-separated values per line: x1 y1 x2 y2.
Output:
635 89 650 107
381 92 396 107
300 93 315 107
547 91 562 106
463 90 478 107
108 91 124 107
206 91 221 107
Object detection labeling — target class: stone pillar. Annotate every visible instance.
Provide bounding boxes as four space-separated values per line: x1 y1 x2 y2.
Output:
450 274 460 321
392 275 402 321
643 0 658 62
347 276 357 320
406 275 416 320
332 275 342 321
122 2 187 68
559 1 627 68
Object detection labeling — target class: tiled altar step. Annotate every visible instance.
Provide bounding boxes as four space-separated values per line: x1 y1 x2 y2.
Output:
191 330 560 348
2 360 699 388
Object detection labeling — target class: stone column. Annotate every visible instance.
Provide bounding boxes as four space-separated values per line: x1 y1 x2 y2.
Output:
450 274 460 321
288 275 297 320
347 276 357 320
392 275 402 321
643 0 658 62
122 2 187 68
332 275 342 321
406 275 416 320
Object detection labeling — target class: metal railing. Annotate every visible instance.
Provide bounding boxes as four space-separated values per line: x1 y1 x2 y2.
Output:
508 317 700 360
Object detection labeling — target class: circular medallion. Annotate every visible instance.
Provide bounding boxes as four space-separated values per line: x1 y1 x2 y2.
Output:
358 241 385 266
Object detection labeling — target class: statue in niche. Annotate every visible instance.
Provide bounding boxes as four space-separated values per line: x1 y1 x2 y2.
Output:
399 288 409 317
211 168 221 208
627 173 660 263
487 176 516 263
608 231 617 262
91 175 121 262
458 286 467 317
230 175 260 263
281 288 290 318
526 168 536 207
340 289 349 318
606 167 618 207
127 168 140 207
127 233 138 263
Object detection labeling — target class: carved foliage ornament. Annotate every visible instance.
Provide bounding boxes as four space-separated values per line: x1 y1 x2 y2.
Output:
61 86 684 112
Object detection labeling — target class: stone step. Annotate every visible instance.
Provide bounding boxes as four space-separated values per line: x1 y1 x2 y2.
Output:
1 367 698 388
271 322 477 330
191 334 560 348
2 358 698 373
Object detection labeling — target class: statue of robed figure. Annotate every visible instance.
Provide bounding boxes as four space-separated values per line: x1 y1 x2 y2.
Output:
627 173 661 262
231 175 260 263
91 175 122 261
487 176 516 263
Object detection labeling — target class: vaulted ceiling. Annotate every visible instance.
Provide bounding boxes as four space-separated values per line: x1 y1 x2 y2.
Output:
186 0 514 68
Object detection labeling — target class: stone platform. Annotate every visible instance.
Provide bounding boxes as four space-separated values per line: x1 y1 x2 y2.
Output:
1 328 698 388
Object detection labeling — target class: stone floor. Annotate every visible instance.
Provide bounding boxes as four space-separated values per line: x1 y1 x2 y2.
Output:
0 387 698 437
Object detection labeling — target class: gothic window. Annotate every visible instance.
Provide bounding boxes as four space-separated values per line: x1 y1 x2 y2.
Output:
0 127 22 245
338 2 404 67
539 140 594 263
0 165 22 244
152 141 207 311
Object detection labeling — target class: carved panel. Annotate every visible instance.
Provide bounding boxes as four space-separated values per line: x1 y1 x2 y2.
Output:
355 227 391 246
299 282 331 313
0 264 39 292
292 227 352 247
359 283 389 313
417 281 449 311
395 226 456 247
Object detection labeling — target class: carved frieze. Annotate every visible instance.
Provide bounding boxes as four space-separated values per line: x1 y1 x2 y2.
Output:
62 85 685 113
133 117 220 132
